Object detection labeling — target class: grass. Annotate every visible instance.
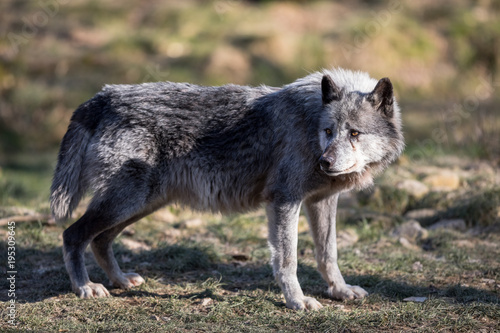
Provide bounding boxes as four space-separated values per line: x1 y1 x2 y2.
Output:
0 214 498 332
0 155 499 331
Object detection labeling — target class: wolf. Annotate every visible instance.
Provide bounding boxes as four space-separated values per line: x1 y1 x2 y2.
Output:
50 68 404 310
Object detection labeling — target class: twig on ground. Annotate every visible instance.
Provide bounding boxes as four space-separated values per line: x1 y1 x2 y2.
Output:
0 214 53 226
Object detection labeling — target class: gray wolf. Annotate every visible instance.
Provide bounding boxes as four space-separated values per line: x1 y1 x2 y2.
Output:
50 68 404 310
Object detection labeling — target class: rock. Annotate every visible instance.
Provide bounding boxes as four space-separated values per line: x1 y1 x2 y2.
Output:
403 296 427 303
152 208 177 223
481 278 496 285
396 179 429 199
179 218 204 229
122 227 135 236
200 298 213 307
391 220 428 242
163 228 182 238
452 240 474 248
399 237 420 250
120 238 151 252
404 208 438 221
422 170 460 191
162 41 191 58
337 229 359 248
428 219 466 232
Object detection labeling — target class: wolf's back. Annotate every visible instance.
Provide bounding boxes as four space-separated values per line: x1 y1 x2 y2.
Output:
50 97 100 223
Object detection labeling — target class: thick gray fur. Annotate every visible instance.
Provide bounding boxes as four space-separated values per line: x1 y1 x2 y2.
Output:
50 68 404 310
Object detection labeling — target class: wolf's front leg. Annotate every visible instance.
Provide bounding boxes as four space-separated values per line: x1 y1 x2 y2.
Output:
304 193 368 300
266 201 323 311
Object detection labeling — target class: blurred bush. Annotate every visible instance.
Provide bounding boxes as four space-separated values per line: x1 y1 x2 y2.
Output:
0 0 498 158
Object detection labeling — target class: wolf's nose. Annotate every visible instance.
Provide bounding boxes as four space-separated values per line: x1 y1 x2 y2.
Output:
320 156 334 169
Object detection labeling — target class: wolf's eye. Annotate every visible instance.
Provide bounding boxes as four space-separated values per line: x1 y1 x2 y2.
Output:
325 128 332 135
350 130 359 137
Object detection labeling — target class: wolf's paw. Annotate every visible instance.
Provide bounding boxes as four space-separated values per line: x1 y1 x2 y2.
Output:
286 296 323 311
328 284 368 300
112 272 145 289
76 282 111 298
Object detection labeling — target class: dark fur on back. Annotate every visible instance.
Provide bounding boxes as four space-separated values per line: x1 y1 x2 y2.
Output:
51 69 403 221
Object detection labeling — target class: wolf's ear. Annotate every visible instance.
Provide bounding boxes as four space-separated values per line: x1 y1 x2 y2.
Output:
368 77 394 117
321 75 341 104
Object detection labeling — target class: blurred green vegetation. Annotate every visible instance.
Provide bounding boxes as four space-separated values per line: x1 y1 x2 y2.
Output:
0 0 499 158
0 152 54 207
0 0 499 210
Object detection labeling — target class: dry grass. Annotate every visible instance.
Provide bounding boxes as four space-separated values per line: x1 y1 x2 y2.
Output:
0 204 499 332
0 155 499 331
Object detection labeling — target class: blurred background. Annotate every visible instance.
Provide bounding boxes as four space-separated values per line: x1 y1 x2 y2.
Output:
0 0 499 211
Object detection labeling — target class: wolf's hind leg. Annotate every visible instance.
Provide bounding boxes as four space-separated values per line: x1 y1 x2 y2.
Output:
63 211 113 298
64 205 151 297
90 215 149 290
63 159 156 298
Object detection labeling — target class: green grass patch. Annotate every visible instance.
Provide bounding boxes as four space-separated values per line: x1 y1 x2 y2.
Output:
2 211 498 331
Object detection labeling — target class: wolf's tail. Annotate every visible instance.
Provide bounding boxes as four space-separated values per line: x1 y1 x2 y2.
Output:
50 112 92 224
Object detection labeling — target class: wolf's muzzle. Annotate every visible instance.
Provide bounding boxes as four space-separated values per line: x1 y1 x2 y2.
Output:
319 156 335 171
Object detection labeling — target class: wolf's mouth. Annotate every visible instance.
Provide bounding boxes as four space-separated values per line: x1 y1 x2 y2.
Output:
322 163 357 176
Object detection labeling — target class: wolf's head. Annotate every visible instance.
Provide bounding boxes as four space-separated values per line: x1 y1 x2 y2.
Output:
317 71 404 185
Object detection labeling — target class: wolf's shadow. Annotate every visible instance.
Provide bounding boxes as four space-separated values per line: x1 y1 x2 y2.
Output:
3 242 499 306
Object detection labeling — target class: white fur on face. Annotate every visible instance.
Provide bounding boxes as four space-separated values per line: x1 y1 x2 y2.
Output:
356 134 392 166
320 128 395 176
329 152 358 175
320 134 359 176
